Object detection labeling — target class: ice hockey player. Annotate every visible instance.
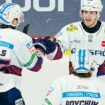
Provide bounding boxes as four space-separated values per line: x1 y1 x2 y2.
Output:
34 0 105 78
0 3 44 105
42 63 105 105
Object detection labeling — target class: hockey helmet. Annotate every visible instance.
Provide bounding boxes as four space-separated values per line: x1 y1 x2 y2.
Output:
81 0 103 12
0 3 24 27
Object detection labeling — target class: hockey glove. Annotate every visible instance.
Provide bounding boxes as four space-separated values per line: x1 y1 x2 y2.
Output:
33 38 46 53
43 37 56 54
33 37 56 54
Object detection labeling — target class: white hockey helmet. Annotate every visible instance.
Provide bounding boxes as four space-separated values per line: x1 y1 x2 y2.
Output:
0 3 24 27
80 0 103 19
81 0 103 12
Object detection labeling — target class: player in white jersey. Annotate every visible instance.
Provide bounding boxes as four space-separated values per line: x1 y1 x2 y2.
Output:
0 3 44 105
42 68 105 105
34 0 105 78
54 0 105 77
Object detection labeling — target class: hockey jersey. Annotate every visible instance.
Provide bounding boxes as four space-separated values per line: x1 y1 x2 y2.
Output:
0 28 43 92
55 21 105 77
43 74 105 105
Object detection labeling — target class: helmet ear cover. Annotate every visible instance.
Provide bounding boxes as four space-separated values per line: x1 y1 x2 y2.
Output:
0 3 24 27
12 18 19 26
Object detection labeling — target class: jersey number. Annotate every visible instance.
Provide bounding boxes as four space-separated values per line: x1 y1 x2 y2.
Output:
0 50 7 56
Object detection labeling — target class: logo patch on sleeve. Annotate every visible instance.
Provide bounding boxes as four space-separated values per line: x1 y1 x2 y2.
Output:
102 41 105 47
26 41 36 53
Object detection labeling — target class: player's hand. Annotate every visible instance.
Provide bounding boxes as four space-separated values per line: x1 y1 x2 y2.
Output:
33 36 56 54
33 38 46 54
43 36 56 54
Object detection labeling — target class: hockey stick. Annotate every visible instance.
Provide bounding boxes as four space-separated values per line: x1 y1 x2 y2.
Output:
23 24 30 34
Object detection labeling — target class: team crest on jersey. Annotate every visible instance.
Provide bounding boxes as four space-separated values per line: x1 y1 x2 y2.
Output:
26 41 36 53
66 24 78 32
101 41 105 47
88 35 93 42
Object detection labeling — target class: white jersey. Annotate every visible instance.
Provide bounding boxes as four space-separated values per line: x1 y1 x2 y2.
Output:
43 74 105 105
0 28 42 92
55 21 105 77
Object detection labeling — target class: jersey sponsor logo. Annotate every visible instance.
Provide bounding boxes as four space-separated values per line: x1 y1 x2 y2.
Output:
77 85 89 89
101 41 105 47
89 49 105 56
62 91 100 98
70 40 81 44
67 24 78 32
26 41 36 53
0 41 14 49
26 41 33 49
71 48 105 57
66 100 99 105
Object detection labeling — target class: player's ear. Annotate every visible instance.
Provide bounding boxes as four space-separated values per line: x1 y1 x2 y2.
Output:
12 18 19 26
